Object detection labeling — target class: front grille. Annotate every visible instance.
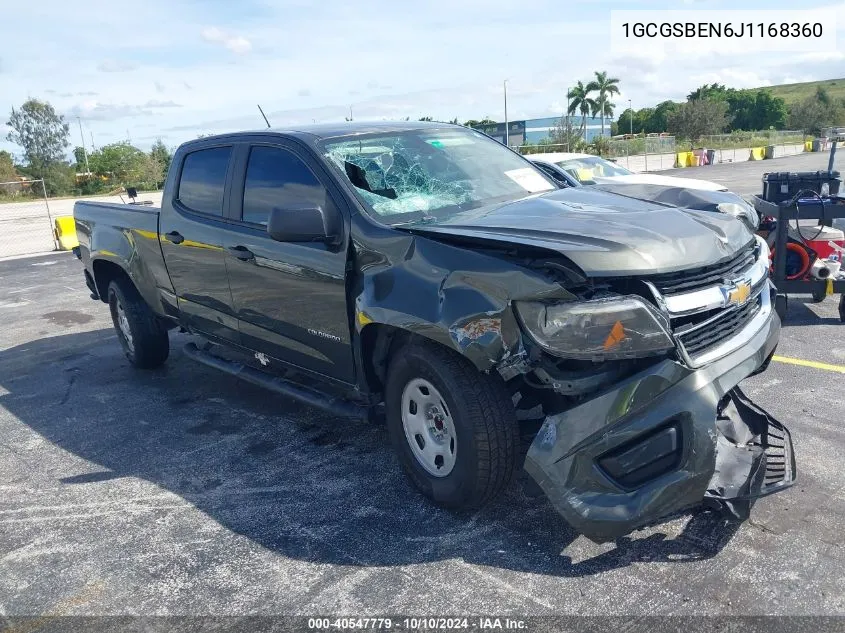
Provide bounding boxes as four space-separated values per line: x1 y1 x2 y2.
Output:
676 295 762 357
648 241 757 295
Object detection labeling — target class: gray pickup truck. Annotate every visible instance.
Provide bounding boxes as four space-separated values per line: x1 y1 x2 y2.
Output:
74 121 795 542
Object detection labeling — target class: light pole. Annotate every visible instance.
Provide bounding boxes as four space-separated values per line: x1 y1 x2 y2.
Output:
628 99 633 136
76 117 90 174
503 79 509 147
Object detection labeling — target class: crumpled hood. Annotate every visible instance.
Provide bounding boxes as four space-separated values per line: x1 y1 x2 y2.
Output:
405 188 754 277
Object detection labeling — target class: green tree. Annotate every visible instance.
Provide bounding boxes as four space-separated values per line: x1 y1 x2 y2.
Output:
0 150 16 182
418 116 433 122
5 99 70 177
549 116 584 152
667 99 729 141
448 117 459 125
41 162 77 196
725 89 786 131
73 146 90 171
567 81 597 142
149 139 172 180
89 142 148 185
587 135 611 157
593 98 616 133
462 118 496 127
652 101 678 133
617 107 635 136
632 107 654 134
788 95 844 136
586 71 620 137
687 83 728 102
137 154 164 189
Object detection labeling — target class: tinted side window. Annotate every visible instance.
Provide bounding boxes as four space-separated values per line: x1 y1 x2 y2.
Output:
177 146 232 215
242 146 326 225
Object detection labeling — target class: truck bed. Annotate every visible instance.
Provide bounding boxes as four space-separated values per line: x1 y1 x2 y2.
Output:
73 200 174 315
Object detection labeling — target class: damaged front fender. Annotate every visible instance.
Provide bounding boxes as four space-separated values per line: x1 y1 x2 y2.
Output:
352 223 573 371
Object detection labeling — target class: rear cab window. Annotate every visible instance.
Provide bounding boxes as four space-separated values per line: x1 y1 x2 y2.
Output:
177 146 233 215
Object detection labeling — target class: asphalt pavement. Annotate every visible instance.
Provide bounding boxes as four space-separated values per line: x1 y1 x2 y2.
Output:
659 149 844 195
1 156 845 618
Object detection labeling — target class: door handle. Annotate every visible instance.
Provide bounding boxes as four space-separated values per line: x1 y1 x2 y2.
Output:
164 231 184 244
226 245 255 261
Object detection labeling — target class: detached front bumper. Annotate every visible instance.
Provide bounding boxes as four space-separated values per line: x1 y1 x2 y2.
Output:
524 282 795 543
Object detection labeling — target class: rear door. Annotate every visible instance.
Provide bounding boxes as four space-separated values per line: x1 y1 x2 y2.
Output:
159 143 241 343
224 140 355 383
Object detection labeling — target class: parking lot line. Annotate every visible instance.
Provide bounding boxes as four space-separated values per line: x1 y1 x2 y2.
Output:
772 355 845 374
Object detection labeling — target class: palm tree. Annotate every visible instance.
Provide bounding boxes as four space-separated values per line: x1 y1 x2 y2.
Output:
567 81 597 142
587 71 621 137
593 99 616 129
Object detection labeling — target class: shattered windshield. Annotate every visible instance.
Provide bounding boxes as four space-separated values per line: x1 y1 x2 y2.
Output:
556 156 633 184
321 127 555 225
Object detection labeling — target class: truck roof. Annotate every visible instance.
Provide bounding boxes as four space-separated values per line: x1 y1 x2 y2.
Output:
184 120 455 148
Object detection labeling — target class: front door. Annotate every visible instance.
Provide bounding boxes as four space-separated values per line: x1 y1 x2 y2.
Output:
224 142 355 383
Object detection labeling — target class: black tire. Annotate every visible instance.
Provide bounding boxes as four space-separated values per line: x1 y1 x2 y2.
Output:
811 285 827 303
107 278 169 369
385 341 518 510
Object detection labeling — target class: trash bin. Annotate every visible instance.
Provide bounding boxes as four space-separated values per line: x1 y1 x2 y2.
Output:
762 170 841 203
706 149 716 165
765 145 775 159
812 139 822 152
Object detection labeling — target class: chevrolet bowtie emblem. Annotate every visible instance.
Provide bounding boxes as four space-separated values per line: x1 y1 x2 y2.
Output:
722 281 751 307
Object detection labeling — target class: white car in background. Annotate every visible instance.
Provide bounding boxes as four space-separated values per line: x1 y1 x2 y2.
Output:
528 152 759 231
528 152 727 191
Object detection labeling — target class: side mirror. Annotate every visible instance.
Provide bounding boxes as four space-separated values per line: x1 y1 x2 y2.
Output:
266 205 340 244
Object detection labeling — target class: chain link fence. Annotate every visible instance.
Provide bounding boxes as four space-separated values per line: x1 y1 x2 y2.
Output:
0 179 57 258
517 130 812 172
607 136 677 171
700 130 806 164
516 137 677 172
517 143 572 155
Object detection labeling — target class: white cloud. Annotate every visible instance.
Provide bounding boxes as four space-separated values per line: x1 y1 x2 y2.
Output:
796 51 845 63
66 99 183 121
689 69 774 90
201 27 252 55
144 100 182 108
97 60 139 73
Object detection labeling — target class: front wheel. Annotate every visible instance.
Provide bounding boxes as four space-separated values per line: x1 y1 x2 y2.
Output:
385 341 519 510
108 278 169 369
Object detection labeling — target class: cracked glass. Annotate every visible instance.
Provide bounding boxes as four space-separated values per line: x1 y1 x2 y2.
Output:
321 127 555 226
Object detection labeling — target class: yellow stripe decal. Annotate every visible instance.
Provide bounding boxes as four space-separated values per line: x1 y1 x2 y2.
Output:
772 355 845 374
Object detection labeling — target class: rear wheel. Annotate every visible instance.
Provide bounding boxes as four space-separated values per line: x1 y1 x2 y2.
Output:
385 341 518 510
107 278 169 369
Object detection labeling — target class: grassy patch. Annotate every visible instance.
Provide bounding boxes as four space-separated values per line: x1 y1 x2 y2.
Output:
760 78 845 105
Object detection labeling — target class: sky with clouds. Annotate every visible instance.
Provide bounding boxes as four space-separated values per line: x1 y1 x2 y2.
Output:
1 0 844 157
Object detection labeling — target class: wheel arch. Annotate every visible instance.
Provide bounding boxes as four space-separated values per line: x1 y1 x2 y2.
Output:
357 312 523 397
91 258 133 303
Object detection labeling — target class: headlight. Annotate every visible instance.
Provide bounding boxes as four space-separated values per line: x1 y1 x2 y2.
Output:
515 296 675 360
718 201 760 231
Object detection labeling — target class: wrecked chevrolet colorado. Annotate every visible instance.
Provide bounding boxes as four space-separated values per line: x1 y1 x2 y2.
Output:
73 122 795 542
